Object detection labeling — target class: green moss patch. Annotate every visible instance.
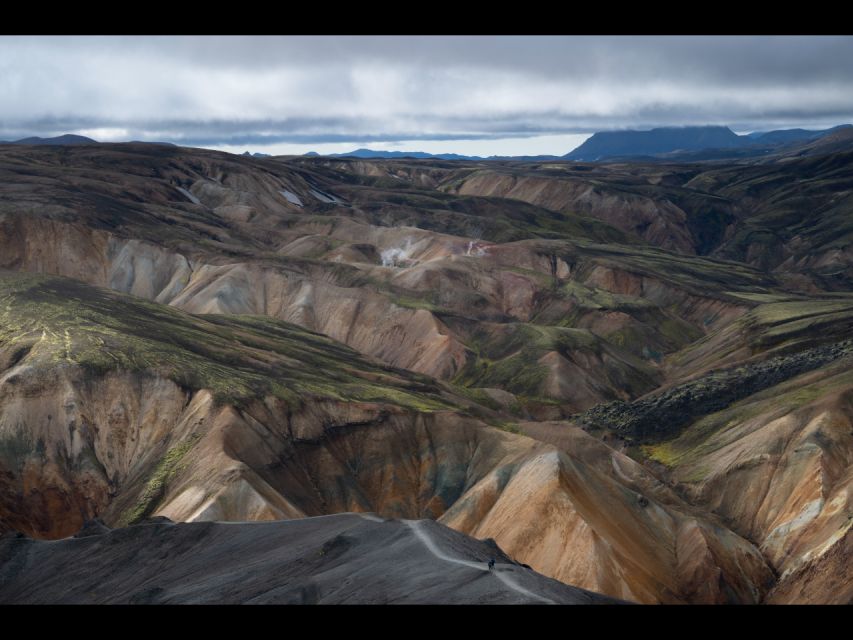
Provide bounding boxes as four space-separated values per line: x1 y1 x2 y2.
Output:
116 434 202 526
0 272 453 413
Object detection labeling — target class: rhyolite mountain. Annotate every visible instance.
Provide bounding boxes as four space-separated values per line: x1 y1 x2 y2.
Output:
0 140 852 604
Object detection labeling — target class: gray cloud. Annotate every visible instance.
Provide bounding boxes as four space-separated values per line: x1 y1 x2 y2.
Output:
1 36 852 149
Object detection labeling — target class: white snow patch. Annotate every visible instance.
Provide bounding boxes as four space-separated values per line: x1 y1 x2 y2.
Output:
778 517 852 581
279 190 303 207
309 188 344 204
765 497 824 550
176 187 202 205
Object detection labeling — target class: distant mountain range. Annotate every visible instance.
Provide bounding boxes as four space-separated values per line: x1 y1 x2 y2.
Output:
307 148 563 162
319 125 853 163
0 134 98 146
4 126 852 164
563 124 853 162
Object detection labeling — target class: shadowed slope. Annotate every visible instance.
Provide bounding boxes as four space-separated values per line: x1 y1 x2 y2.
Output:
0 514 620 604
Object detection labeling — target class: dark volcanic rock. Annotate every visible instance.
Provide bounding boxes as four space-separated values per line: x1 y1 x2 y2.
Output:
0 514 622 604
577 339 853 441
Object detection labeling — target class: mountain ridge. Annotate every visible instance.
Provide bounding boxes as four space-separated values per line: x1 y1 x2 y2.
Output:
0 514 623 604
325 148 563 162
4 125 852 163
564 124 853 162
0 134 98 146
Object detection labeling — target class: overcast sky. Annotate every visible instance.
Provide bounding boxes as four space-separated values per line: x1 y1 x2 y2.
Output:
1 36 852 156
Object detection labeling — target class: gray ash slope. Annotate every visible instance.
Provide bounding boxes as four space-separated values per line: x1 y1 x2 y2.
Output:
0 513 620 604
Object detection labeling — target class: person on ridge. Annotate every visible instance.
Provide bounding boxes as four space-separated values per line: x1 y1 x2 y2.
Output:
488 557 496 571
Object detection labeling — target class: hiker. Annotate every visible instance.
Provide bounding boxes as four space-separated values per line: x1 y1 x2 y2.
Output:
488 557 496 571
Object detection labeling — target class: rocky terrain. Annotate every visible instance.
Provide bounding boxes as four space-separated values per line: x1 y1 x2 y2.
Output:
577 338 853 440
0 514 622 604
1 140 852 603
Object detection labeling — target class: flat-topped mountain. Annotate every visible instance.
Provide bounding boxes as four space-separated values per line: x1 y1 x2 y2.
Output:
564 126 743 161
563 124 853 162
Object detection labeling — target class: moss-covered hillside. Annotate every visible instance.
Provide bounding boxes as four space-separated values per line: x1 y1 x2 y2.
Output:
0 271 453 411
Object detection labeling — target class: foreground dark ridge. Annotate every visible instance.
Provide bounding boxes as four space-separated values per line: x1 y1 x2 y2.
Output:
0 514 621 604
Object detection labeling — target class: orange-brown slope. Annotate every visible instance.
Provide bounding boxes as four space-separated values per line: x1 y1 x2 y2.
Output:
639 358 853 601
0 273 773 604
441 423 773 604
765 528 852 604
440 166 719 254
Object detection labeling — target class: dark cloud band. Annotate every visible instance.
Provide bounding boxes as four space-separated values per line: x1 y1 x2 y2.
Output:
1 36 851 148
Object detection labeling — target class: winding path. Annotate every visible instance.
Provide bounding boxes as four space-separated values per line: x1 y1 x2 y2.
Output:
403 519 555 604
